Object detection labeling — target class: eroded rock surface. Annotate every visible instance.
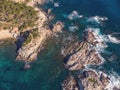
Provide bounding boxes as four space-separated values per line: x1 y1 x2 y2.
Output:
16 28 52 62
62 75 78 90
16 21 64 63
62 28 104 70
62 70 110 90
52 21 64 33
16 0 64 63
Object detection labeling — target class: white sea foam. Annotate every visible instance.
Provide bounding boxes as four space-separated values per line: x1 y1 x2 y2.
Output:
86 27 120 54
84 68 120 90
87 16 108 24
85 27 108 51
69 25 79 32
54 2 59 7
107 34 120 44
105 71 120 90
98 71 108 77
84 68 109 77
67 11 83 20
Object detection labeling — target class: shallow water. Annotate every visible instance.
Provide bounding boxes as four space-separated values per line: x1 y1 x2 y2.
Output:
0 41 67 90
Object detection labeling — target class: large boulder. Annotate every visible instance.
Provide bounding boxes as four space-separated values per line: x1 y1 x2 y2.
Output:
62 70 110 90
62 75 78 90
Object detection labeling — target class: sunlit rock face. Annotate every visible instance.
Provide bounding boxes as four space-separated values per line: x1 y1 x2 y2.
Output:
61 28 105 71
62 70 110 90
62 75 79 90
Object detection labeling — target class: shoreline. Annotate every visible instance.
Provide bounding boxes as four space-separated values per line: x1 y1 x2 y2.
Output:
0 30 14 40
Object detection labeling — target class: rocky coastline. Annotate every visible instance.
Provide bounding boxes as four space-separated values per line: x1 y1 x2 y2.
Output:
0 0 64 64
61 28 111 90
62 70 110 90
16 0 64 64
16 0 51 62
61 28 104 71
0 0 117 90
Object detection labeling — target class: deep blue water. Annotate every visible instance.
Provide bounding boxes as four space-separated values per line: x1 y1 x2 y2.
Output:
0 0 120 90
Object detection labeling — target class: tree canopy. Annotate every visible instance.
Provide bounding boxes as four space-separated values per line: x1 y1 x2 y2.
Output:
0 0 38 30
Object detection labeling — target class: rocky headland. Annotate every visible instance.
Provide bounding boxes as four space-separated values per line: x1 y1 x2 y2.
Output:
16 0 64 64
0 0 64 65
61 28 104 71
16 0 50 62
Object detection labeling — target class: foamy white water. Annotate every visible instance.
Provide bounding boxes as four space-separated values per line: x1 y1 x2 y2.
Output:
87 16 108 24
54 2 59 7
69 25 79 32
85 27 108 50
107 35 120 44
67 11 83 20
105 71 120 90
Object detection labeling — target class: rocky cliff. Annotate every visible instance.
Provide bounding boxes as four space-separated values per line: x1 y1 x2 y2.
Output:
16 0 64 64
16 1 51 63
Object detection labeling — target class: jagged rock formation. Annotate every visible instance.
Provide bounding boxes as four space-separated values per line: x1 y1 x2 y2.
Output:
61 28 104 70
61 28 111 90
62 70 110 90
16 28 52 62
62 75 79 90
52 22 64 33
16 21 64 63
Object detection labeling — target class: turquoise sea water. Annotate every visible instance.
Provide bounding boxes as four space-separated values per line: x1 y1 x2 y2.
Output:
0 41 67 90
0 0 120 90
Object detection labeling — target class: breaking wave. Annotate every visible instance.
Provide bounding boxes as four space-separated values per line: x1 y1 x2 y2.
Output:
62 11 83 20
54 2 60 7
85 27 108 50
86 16 108 24
69 25 79 32
68 11 83 20
105 71 120 90
85 27 120 90
107 34 120 44
86 27 120 46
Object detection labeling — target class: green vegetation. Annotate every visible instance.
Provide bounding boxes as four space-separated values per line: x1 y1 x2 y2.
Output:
23 28 39 46
30 28 39 38
0 0 38 31
88 78 97 83
23 34 32 46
